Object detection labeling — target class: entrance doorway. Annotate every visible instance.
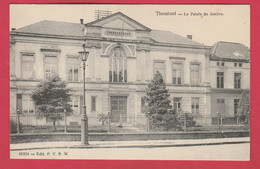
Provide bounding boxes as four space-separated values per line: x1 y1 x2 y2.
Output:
110 96 127 122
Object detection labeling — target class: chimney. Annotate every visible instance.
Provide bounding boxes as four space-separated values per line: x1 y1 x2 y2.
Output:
80 19 84 24
187 35 192 40
11 28 16 31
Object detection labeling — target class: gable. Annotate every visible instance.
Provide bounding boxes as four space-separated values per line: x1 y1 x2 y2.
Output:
86 12 151 31
102 18 136 30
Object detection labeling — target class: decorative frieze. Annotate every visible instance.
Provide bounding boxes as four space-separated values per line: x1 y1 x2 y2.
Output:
136 44 150 51
85 40 101 48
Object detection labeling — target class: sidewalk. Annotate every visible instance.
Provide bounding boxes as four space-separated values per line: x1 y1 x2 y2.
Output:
10 137 250 151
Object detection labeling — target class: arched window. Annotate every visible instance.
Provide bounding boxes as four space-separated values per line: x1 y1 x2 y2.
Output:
109 47 127 83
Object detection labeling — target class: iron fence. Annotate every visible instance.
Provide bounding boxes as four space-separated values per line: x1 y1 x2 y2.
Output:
10 113 249 134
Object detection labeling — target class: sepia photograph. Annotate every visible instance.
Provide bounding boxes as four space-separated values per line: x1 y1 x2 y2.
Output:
9 4 250 161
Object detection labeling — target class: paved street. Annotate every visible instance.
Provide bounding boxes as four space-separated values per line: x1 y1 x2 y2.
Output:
10 138 250 160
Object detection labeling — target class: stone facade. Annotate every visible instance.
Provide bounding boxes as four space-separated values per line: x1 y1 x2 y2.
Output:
10 12 250 125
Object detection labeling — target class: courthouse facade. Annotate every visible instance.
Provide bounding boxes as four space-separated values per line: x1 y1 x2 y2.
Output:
9 12 250 125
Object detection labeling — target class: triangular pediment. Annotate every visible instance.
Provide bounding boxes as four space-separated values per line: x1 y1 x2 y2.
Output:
85 12 151 31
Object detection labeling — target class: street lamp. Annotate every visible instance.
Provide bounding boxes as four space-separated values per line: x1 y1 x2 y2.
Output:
79 44 89 145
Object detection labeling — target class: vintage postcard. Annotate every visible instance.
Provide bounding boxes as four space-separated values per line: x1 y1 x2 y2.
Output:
9 4 250 161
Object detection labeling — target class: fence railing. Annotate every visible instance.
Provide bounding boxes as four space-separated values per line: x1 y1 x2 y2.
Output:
10 113 249 134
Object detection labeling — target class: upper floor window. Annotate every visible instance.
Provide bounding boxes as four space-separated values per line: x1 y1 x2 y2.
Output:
191 98 199 114
217 62 225 66
154 61 165 80
217 72 224 88
234 73 241 89
67 56 80 82
172 63 182 84
45 55 58 80
217 99 225 104
21 53 35 79
190 64 200 85
239 63 243 67
109 47 127 83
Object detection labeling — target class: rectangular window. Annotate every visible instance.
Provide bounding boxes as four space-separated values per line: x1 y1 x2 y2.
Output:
91 96 96 112
221 62 225 66
172 63 182 84
45 55 58 80
217 72 224 88
173 97 182 113
191 98 199 114
67 57 80 82
234 73 241 89
190 64 200 85
234 99 240 116
217 62 220 66
69 96 79 115
22 95 35 114
154 61 165 80
239 63 243 67
217 99 225 104
141 97 146 113
234 63 237 67
21 54 35 79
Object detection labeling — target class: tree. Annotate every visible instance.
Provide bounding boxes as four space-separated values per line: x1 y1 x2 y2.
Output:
238 90 250 124
31 76 73 131
145 71 179 131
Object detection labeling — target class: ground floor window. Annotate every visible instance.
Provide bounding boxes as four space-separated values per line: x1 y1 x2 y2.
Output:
17 94 35 114
191 98 199 114
69 96 79 115
91 96 97 112
173 97 182 113
234 99 240 116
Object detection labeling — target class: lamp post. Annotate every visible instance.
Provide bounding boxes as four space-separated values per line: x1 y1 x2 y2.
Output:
79 44 89 145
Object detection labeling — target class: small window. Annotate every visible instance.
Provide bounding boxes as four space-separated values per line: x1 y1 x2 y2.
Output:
221 62 225 66
217 62 220 66
239 63 243 67
91 96 96 112
234 63 237 67
217 99 225 104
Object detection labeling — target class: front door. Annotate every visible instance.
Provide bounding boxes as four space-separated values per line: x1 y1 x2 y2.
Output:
110 96 127 122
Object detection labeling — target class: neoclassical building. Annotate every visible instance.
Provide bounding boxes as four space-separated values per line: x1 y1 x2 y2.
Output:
10 12 250 125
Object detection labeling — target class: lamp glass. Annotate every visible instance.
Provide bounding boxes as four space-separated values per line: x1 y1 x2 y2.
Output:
79 51 89 61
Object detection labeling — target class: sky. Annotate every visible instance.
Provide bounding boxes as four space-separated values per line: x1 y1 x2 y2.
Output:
10 4 250 47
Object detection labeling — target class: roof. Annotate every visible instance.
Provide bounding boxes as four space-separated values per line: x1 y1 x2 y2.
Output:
211 41 250 61
11 12 203 47
12 20 85 37
150 30 203 46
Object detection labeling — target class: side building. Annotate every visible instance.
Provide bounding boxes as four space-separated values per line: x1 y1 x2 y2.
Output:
209 41 250 124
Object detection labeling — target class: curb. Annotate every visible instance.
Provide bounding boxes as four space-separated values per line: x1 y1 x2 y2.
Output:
10 140 250 151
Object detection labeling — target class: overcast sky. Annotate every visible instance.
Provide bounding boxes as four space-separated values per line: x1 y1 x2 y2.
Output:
10 4 250 47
